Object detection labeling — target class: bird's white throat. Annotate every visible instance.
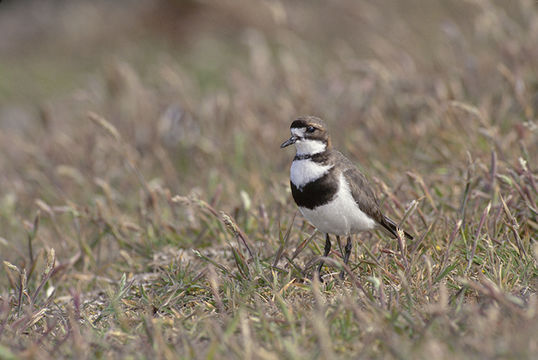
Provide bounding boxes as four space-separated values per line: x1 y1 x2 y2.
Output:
294 139 327 155
290 159 333 190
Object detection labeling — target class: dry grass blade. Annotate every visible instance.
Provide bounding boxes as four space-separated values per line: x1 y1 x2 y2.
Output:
273 212 296 268
439 219 463 273
406 173 437 212
88 111 150 195
499 194 528 258
449 101 486 124
396 229 409 270
87 111 121 141
31 248 56 303
289 230 317 263
465 202 491 273
207 267 225 313
458 275 527 315
221 212 255 260
398 199 419 229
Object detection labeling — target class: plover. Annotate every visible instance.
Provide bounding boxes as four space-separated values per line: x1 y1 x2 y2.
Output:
281 116 413 280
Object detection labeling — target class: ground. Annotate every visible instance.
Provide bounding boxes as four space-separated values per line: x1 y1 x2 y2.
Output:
0 0 537 359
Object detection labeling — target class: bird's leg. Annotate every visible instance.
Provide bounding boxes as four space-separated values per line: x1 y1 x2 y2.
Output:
343 236 352 265
335 235 342 278
335 235 343 257
340 236 353 280
317 234 331 282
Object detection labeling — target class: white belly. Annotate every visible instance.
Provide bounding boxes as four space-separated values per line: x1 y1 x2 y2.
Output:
299 173 377 235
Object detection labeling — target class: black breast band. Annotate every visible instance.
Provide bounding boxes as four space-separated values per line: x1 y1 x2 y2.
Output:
291 169 338 209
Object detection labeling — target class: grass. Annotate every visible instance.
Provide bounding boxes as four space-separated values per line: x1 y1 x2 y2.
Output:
0 0 537 359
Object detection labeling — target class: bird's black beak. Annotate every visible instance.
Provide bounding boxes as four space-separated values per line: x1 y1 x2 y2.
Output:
280 136 297 148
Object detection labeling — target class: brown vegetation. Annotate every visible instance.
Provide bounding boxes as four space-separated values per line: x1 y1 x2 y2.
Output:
0 0 536 358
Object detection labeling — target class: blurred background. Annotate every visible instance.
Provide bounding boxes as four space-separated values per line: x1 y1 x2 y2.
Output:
0 0 536 261
0 1 537 357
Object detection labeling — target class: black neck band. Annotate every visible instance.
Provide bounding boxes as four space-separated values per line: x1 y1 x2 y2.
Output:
294 153 312 161
294 151 329 162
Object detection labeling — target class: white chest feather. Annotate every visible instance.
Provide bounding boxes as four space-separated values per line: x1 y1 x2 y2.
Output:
299 173 377 235
290 159 333 190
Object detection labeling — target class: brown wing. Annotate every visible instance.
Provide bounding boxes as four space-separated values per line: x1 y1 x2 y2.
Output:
342 167 384 224
335 151 414 240
334 151 384 222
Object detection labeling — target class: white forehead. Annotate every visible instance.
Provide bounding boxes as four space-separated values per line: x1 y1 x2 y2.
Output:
291 128 305 137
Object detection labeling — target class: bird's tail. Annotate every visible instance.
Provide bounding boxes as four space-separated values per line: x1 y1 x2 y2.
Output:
380 216 414 241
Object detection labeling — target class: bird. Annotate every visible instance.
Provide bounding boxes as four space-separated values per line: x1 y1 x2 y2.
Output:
280 115 413 280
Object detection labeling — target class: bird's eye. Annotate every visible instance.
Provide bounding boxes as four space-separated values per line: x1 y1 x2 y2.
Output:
306 126 315 133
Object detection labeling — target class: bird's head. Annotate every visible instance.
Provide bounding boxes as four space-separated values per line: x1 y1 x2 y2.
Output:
280 116 331 155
